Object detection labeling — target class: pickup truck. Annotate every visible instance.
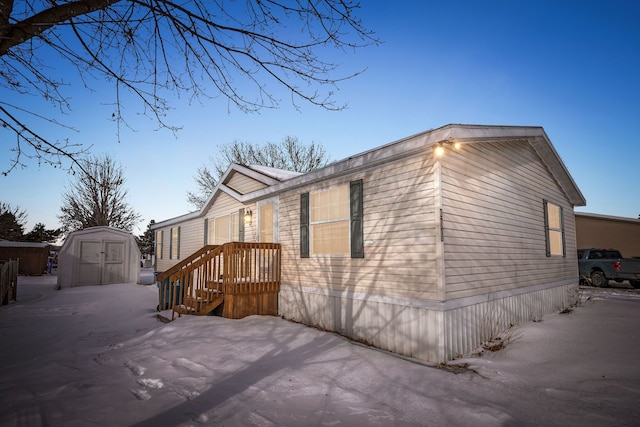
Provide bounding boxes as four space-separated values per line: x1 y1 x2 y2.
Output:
578 248 640 288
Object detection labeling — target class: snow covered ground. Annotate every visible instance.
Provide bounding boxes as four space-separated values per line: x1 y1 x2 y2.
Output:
1 271 639 426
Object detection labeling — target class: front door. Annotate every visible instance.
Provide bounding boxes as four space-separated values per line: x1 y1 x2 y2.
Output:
258 199 278 243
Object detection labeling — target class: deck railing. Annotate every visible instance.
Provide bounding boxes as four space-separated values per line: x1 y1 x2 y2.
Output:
155 242 281 320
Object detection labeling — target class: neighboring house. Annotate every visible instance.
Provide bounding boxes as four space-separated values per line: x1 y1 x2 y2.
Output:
0 241 50 275
151 124 586 363
575 212 640 258
57 226 141 288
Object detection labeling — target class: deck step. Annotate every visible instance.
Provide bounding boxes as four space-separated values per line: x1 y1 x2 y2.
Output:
195 288 222 302
172 293 224 319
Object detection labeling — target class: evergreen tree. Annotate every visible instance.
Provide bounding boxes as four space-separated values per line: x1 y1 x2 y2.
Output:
23 223 63 244
138 220 155 257
0 202 27 241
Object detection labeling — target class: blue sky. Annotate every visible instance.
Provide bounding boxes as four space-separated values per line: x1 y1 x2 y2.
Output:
2 0 639 236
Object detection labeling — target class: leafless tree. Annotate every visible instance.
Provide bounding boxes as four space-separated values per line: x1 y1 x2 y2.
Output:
187 135 330 208
58 153 141 233
1 0 377 175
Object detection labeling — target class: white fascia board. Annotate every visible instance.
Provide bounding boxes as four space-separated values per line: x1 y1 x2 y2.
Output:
151 210 200 230
247 164 304 181
239 124 585 205
528 133 587 207
240 126 454 202
151 164 270 230
151 124 587 227
218 183 245 201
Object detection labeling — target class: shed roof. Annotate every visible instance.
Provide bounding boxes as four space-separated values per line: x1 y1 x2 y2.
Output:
60 226 140 255
63 226 135 239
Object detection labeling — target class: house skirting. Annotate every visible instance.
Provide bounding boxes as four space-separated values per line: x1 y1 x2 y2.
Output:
278 280 578 363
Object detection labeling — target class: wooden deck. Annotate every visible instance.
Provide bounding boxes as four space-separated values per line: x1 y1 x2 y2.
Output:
155 242 281 320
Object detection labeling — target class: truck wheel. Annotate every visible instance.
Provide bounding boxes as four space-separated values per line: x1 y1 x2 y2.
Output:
630 280 640 289
590 271 608 288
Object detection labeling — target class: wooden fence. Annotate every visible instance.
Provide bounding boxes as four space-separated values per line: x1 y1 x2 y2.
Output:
1 259 19 305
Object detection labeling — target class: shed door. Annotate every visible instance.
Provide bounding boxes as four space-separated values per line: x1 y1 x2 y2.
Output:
78 240 126 285
79 241 102 285
103 241 125 284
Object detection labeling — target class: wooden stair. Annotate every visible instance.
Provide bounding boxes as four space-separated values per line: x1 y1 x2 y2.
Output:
173 281 224 319
156 242 281 321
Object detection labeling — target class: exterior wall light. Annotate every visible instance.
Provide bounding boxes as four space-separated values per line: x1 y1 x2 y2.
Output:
244 208 253 225
434 139 461 157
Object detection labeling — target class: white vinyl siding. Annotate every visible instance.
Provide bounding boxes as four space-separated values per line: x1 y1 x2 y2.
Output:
155 192 248 272
280 153 438 301
440 140 577 300
226 171 269 194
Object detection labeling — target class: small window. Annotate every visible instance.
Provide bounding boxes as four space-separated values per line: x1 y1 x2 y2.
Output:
170 227 180 259
544 201 564 257
300 180 364 258
155 230 163 260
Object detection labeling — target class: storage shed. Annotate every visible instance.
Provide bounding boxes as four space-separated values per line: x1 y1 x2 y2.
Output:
57 226 141 288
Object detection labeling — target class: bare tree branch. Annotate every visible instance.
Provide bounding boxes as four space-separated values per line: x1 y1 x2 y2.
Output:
187 135 330 209
58 153 141 234
1 0 378 174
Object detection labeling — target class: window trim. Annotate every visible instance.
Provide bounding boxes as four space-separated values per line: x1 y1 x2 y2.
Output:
544 200 565 257
155 230 164 260
170 226 180 260
309 184 351 256
300 179 364 258
206 211 241 245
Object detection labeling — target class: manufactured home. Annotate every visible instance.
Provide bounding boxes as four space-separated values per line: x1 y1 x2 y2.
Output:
151 124 586 363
